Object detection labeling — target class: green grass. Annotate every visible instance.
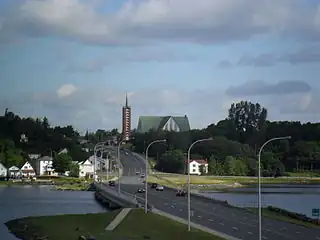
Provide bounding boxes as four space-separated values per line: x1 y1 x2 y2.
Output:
6 209 223 240
247 208 320 228
287 171 320 177
54 183 90 191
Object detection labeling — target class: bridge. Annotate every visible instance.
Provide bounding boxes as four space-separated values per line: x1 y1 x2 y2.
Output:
95 148 320 240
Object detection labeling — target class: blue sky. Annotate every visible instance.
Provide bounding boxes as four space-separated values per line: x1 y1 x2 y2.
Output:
0 0 320 133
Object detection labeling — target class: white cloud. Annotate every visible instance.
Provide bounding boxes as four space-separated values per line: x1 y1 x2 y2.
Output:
57 84 78 98
1 0 320 45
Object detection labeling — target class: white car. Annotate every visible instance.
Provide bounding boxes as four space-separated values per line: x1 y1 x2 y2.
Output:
156 185 164 191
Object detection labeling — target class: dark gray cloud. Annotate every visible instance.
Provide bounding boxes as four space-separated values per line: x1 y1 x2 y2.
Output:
237 54 277 67
226 80 311 97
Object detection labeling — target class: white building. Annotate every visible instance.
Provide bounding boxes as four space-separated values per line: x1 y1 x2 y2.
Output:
78 159 94 178
186 159 208 175
8 166 21 178
32 156 56 176
20 161 35 177
0 163 7 177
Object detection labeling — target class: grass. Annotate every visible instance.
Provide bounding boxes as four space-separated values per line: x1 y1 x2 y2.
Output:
287 171 320 177
147 173 320 189
247 208 320 229
6 209 224 240
54 183 90 191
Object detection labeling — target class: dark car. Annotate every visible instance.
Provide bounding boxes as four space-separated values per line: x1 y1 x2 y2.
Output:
108 180 116 186
137 188 145 193
151 183 158 188
176 190 186 197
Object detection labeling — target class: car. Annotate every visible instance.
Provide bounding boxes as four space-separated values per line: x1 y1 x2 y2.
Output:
135 172 140 175
156 185 164 191
140 173 145 178
176 189 186 197
108 180 116 186
151 183 158 188
137 188 145 193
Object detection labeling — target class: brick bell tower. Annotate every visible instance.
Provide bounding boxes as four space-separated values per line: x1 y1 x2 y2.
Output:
122 93 131 141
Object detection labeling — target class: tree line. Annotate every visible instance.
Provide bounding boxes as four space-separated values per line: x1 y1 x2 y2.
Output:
130 101 320 176
0 109 90 171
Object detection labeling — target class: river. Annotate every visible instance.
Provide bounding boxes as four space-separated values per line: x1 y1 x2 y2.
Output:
0 185 107 240
200 184 320 218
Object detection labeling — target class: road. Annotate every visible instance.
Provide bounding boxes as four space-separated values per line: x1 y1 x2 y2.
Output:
116 149 320 240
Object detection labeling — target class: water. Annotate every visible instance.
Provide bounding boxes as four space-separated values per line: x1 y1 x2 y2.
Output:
200 184 320 218
0 185 107 240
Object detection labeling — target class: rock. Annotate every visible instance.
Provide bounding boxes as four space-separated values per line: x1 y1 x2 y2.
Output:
78 236 86 240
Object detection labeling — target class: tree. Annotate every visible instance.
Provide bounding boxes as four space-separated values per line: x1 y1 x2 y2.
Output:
53 153 72 173
155 150 185 173
69 162 80 177
42 117 49 129
199 164 206 175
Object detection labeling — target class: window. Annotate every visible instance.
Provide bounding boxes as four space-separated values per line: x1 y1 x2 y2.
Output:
193 164 196 167
192 169 196 172
24 166 28 169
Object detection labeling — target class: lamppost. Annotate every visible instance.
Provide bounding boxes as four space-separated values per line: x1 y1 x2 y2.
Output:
257 136 291 240
187 137 213 231
94 142 106 181
145 139 166 213
117 139 126 195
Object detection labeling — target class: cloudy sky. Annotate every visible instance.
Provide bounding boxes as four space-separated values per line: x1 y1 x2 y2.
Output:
1 0 320 133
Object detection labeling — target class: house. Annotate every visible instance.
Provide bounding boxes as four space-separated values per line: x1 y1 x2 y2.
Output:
20 133 28 143
78 159 94 178
28 154 41 160
185 159 208 175
31 156 55 176
8 166 21 178
0 162 7 177
57 148 68 155
137 115 190 133
20 161 36 177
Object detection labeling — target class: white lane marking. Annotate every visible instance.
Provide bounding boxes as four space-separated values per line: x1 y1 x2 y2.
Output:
170 205 175 208
232 227 238 231
179 209 183 211
262 236 268 240
239 222 246 225
197 216 202 218
208 219 214 222
295 232 300 234
248 232 252 235
219 222 225 226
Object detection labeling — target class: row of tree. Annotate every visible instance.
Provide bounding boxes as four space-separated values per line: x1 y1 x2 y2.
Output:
0 109 90 168
129 101 320 176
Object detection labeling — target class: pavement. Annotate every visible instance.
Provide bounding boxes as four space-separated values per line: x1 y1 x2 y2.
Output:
114 149 320 240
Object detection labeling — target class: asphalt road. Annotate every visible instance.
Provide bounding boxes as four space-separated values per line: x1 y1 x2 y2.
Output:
116 149 320 240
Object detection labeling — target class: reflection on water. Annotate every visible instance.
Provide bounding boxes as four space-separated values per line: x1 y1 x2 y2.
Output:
200 185 320 218
0 185 106 240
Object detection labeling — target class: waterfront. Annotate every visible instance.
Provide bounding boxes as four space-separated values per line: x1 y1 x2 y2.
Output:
0 185 106 240
200 184 320 218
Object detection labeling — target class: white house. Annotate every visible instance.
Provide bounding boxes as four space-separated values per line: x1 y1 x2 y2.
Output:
0 162 7 177
186 159 208 175
20 161 35 177
8 166 21 178
32 156 56 176
78 159 94 178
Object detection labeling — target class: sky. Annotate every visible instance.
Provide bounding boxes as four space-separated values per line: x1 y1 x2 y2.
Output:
1 0 320 133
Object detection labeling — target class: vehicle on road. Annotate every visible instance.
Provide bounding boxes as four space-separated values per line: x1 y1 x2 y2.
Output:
140 173 145 178
137 188 145 193
156 185 164 191
108 180 116 186
151 183 158 188
176 189 186 196
135 172 140 175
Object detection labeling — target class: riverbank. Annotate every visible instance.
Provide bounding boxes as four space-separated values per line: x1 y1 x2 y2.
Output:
5 209 223 240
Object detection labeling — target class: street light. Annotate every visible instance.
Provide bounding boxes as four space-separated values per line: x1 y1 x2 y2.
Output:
187 137 213 231
145 139 167 213
94 142 106 181
257 136 291 240
117 139 126 195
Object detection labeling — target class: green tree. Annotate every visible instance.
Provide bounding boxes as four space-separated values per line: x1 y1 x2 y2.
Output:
199 164 206 175
69 162 80 177
155 149 185 173
53 153 72 173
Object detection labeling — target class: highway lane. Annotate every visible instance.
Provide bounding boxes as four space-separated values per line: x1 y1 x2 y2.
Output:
117 149 320 240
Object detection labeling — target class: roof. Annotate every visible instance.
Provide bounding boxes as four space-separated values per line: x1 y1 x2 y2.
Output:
137 115 191 133
185 159 208 164
9 166 20 171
